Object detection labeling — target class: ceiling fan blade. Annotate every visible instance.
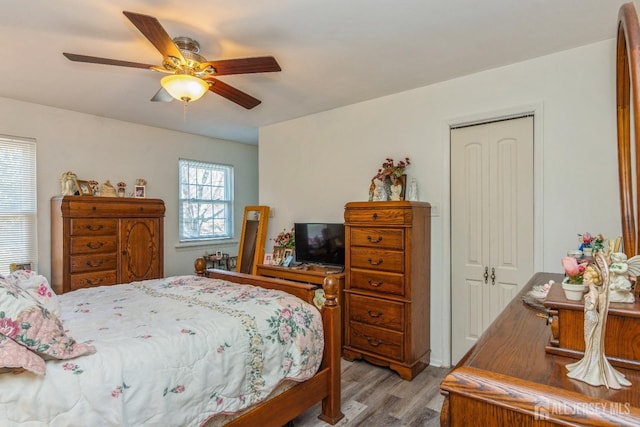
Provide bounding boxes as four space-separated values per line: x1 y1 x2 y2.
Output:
204 57 281 76
63 52 156 70
122 11 185 65
206 78 261 109
150 87 174 102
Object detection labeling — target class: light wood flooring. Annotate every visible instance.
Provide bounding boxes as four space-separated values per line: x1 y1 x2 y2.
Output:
293 359 451 427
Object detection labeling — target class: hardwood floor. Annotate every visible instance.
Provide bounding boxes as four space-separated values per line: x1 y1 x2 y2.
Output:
294 359 451 426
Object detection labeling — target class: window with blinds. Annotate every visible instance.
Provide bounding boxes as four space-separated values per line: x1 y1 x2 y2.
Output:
178 159 233 242
0 135 37 275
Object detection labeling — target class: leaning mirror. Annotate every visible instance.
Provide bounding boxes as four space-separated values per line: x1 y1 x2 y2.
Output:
236 206 270 275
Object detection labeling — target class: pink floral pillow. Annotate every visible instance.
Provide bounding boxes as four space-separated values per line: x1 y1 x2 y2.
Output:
0 334 45 376
3 270 61 316
0 278 95 360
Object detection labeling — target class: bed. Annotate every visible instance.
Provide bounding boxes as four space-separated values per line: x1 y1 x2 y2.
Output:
0 264 343 426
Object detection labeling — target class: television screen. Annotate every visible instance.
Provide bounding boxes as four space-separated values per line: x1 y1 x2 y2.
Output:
294 223 345 267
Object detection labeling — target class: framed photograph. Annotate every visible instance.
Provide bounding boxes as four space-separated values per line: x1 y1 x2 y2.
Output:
75 179 92 196
282 255 294 267
263 253 273 265
283 248 294 260
134 185 146 198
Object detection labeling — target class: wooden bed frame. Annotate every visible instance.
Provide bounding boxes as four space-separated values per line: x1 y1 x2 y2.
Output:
195 263 344 426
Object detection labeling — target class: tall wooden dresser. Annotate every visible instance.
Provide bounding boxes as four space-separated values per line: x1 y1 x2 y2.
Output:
343 201 431 380
51 196 165 294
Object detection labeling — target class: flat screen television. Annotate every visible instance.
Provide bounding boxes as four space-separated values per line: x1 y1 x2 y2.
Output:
294 223 345 267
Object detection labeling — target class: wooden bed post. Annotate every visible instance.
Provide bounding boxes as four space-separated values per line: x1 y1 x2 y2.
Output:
319 275 344 424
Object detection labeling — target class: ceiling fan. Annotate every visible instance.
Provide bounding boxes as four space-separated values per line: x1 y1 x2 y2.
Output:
63 11 281 109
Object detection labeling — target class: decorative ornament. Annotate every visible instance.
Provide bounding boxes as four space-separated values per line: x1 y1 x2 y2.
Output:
565 252 631 389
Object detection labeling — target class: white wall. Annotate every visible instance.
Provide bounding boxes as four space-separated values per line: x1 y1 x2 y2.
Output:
259 39 620 367
0 97 258 280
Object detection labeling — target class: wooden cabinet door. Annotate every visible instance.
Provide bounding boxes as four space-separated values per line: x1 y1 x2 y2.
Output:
120 218 162 283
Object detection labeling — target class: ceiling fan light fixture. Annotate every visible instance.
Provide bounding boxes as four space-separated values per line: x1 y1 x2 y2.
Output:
161 74 209 103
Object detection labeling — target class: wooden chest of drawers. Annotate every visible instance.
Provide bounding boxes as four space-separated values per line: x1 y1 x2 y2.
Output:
51 196 165 294
343 201 431 380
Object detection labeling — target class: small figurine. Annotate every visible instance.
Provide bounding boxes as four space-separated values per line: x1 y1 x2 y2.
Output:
407 178 418 201
566 253 631 389
101 180 117 197
609 252 637 303
372 179 387 201
60 171 77 196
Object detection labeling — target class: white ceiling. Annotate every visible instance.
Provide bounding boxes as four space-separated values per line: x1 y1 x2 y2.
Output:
0 0 628 144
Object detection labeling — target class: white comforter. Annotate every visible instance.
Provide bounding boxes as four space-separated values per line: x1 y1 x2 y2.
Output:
0 275 324 426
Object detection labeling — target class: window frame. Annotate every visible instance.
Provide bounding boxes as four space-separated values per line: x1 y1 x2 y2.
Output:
0 135 37 275
178 158 234 243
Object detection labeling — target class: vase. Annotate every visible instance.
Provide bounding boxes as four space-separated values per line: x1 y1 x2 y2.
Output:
561 277 587 301
117 187 126 197
388 174 407 201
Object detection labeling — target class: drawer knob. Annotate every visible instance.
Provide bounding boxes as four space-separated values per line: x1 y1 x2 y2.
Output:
367 258 384 266
367 235 383 244
86 224 104 231
367 279 383 287
86 278 104 286
86 260 104 268
86 241 105 249
367 309 383 318
366 336 383 347
372 213 378 220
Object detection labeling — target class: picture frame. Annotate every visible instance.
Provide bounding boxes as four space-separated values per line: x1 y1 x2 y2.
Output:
282 255 294 267
283 248 294 260
75 179 92 196
134 185 146 198
272 246 287 266
263 253 273 265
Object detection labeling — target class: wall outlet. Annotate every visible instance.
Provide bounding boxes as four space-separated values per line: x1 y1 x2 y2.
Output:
269 208 274 218
431 203 440 217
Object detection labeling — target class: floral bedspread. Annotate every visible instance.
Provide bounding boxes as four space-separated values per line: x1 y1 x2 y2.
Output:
0 275 324 426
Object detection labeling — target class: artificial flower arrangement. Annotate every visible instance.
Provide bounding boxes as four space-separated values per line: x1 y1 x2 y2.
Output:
578 232 605 252
374 157 411 184
273 227 295 248
561 256 588 284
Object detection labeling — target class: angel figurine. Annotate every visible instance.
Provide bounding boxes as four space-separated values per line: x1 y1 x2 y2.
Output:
566 252 631 389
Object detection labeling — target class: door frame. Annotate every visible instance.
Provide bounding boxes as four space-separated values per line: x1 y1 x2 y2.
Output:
440 102 545 366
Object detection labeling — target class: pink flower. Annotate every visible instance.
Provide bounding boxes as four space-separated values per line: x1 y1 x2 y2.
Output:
0 317 20 338
562 256 580 277
174 385 185 393
281 307 292 320
279 323 292 342
62 362 76 371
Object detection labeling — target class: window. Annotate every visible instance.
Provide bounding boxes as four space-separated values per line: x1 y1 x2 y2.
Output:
0 135 37 275
178 159 233 242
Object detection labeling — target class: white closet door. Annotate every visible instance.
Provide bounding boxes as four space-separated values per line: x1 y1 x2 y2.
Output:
450 116 534 363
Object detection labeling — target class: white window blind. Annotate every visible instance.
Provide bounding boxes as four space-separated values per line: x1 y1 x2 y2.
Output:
178 159 233 242
0 135 37 275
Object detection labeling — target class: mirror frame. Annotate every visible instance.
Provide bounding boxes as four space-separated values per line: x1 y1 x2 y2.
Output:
617 2 640 257
236 205 270 275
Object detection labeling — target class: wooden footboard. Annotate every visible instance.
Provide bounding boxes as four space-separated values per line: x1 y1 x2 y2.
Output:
197 263 344 425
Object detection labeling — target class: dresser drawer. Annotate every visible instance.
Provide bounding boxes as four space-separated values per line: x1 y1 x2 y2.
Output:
350 247 404 273
349 269 405 296
350 227 404 250
70 218 117 236
70 270 117 291
70 235 117 255
70 254 117 273
348 294 404 331
349 321 404 360
344 207 410 225
62 198 165 217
